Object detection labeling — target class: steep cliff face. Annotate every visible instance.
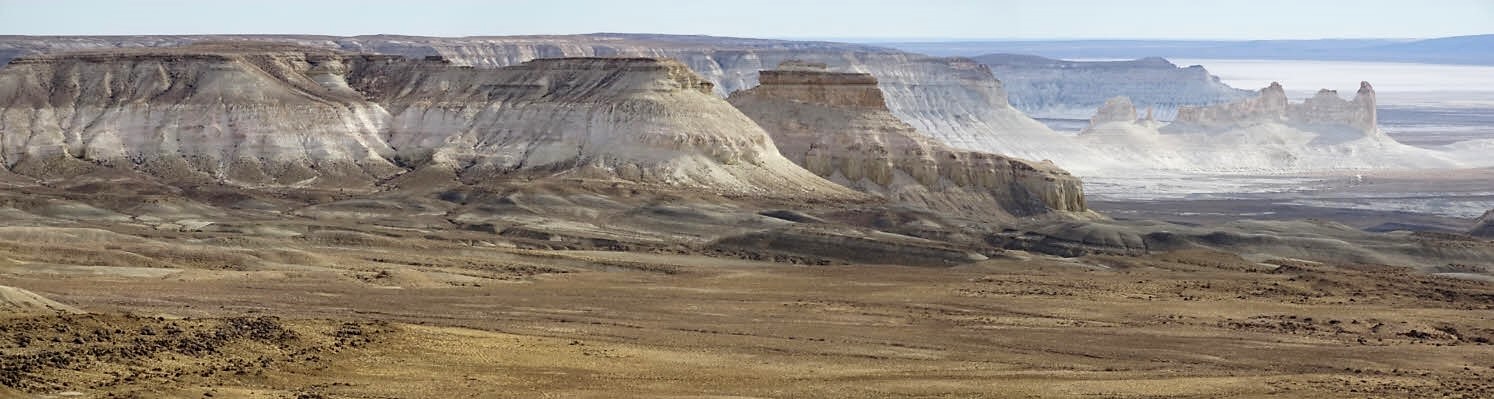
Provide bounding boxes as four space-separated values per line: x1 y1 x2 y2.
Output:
1089 97 1139 125
0 44 858 197
348 56 853 196
974 54 1252 120
728 63 1087 218
0 43 402 186
334 35 1094 169
1172 81 1379 135
1078 84 1459 173
0 34 1099 173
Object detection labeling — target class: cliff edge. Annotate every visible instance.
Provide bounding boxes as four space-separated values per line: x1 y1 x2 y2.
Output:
0 44 859 198
728 62 1088 218
1173 81 1380 135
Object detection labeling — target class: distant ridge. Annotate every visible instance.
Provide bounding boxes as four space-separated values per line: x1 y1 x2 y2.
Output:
878 34 1494 65
971 53 1250 120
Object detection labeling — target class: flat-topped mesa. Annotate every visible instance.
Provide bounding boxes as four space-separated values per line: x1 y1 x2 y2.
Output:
347 56 858 197
0 43 400 185
729 63 1089 218
749 62 885 108
494 57 716 95
973 53 1253 121
775 60 829 71
1173 81 1379 134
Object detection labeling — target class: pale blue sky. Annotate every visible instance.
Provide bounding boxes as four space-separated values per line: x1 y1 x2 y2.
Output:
1 0 1490 40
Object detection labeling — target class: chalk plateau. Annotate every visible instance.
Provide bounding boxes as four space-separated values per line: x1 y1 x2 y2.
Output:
729 62 1087 217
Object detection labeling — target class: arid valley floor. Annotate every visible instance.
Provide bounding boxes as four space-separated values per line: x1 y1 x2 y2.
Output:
2 181 1492 399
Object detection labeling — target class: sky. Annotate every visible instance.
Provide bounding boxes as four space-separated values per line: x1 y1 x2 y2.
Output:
0 0 1490 40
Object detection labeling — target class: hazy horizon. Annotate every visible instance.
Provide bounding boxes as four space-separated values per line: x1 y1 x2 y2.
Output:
1 0 1490 40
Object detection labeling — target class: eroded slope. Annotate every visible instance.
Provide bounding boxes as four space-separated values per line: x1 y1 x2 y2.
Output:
729 62 1087 218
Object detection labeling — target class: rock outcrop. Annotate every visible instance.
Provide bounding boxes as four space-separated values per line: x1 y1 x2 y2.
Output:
1075 82 1460 173
1173 81 1380 135
728 63 1087 218
973 54 1252 120
1172 82 1291 128
0 43 403 186
0 43 859 198
1089 97 1138 125
1473 210 1494 238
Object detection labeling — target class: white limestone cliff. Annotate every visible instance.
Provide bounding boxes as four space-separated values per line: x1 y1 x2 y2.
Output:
0 43 402 186
974 54 1252 120
351 56 856 196
0 34 1105 173
1078 83 1461 173
0 44 860 198
729 63 1088 217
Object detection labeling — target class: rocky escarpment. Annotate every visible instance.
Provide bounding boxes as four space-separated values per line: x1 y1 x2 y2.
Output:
1076 84 1459 173
327 35 1108 173
728 63 1087 218
347 56 853 196
0 43 403 186
974 54 1251 120
379 36 1102 166
1473 210 1494 238
0 43 858 197
0 34 1098 173
1173 81 1380 135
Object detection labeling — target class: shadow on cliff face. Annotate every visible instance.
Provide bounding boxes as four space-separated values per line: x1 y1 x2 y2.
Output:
1 164 1489 276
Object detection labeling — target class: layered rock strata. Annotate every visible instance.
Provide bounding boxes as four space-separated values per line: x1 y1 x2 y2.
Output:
1173 81 1380 135
1077 83 1458 172
0 43 858 197
973 54 1252 120
349 56 853 196
0 43 402 185
0 34 1096 172
1089 97 1139 125
728 63 1087 217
